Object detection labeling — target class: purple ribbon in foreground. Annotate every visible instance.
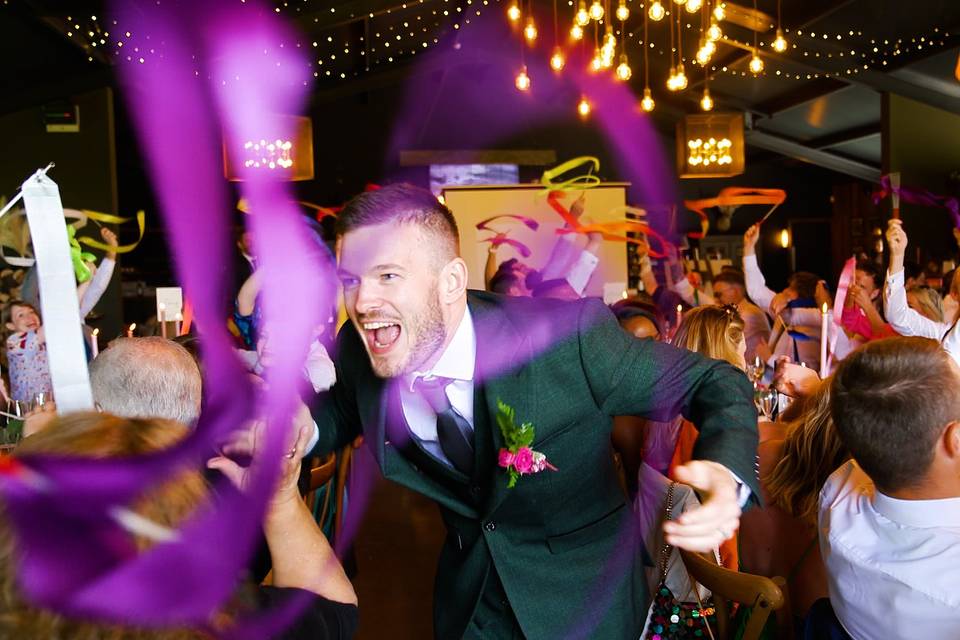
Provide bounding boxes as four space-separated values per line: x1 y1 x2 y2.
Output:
0 1 331 636
875 174 960 228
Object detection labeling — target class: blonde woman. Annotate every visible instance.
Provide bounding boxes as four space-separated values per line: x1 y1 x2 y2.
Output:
667 305 749 569
905 285 944 323
739 381 849 619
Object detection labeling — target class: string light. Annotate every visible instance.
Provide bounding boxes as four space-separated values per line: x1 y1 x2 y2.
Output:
686 0 702 13
700 87 713 111
713 2 725 21
648 1 665 21
588 0 604 21
591 46 604 71
772 28 787 52
675 63 688 89
576 1 590 26
707 20 722 41
641 87 655 111
508 2 521 21
571 23 584 39
771 0 787 52
616 1 629 22
551 47 566 70
687 137 732 166
640 0 654 112
578 95 591 117
749 51 764 73
616 53 632 80
524 16 538 42
515 65 531 90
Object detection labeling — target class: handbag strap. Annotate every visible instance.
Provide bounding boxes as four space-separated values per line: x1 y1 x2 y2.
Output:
656 481 678 583
659 480 717 640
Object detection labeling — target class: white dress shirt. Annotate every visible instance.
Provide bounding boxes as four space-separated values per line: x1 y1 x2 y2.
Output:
885 268 960 364
399 308 476 468
819 460 960 640
539 234 600 296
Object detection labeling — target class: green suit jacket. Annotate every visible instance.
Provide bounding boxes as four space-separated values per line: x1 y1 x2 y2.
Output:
311 291 759 639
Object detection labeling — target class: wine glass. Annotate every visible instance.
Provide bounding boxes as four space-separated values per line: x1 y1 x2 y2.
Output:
31 392 48 412
757 388 778 422
745 360 765 388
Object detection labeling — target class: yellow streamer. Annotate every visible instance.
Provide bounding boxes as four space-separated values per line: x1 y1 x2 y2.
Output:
75 209 146 254
540 156 602 193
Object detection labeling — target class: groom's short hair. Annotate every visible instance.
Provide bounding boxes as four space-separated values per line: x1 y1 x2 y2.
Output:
335 183 460 262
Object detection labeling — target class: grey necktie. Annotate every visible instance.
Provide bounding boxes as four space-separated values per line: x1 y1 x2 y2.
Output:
414 376 475 476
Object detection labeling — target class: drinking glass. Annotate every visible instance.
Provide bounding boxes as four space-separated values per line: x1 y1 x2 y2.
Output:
31 392 48 412
757 388 778 422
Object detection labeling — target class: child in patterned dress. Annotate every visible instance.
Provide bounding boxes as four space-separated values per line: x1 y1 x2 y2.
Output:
3 301 52 403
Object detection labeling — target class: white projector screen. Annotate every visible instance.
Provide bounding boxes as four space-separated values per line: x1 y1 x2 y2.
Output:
442 183 629 300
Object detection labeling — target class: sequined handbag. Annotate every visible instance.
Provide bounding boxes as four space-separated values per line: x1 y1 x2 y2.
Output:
644 482 717 640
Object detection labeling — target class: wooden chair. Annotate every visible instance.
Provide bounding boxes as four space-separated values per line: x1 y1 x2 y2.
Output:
679 548 794 640
303 436 363 543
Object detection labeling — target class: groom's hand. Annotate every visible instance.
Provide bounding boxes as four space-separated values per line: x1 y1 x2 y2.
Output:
663 460 742 552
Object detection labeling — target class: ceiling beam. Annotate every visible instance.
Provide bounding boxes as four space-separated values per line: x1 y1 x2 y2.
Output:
745 129 881 182
807 123 882 150
753 77 851 115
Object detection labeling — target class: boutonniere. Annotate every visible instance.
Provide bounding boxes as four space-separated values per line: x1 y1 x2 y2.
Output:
495 399 557 488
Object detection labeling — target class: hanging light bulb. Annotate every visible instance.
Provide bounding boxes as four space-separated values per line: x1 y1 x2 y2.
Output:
550 47 566 71
674 0 687 5
590 46 603 71
603 26 617 49
515 66 531 90
616 1 630 21
600 44 616 68
578 96 591 117
507 2 521 21
707 21 722 42
666 65 677 90
571 23 584 39
749 51 764 74
615 53 632 81
772 28 787 52
700 88 713 111
696 39 713 65
648 0 665 21
686 0 702 12
575 1 590 26
641 87 655 111
588 0 604 20
524 16 538 42
713 2 725 21
675 64 688 89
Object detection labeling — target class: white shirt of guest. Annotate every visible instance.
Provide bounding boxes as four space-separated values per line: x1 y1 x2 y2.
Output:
884 268 960 365
819 460 960 640
399 308 476 467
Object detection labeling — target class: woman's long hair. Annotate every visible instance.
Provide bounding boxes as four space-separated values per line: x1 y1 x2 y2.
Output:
765 381 849 524
672 304 746 370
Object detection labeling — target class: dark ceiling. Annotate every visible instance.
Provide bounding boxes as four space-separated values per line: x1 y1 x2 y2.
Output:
3 0 959 182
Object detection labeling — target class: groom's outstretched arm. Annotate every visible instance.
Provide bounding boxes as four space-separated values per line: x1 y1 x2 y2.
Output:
576 298 760 503
308 323 364 457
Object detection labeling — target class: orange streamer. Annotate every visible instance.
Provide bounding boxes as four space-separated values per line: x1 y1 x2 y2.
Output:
546 191 670 258
683 187 787 239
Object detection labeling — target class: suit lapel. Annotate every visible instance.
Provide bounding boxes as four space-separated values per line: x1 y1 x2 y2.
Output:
468 294 537 517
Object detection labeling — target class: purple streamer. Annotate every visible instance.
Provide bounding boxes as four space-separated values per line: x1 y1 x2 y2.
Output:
875 174 960 227
0 0 331 634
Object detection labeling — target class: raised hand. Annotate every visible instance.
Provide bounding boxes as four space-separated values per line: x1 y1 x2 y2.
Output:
886 220 907 258
101 227 119 260
743 224 760 256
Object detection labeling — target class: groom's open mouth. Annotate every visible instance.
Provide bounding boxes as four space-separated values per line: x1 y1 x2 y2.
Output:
362 320 402 355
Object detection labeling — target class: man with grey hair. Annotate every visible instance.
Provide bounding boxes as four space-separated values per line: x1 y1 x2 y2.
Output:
90 337 202 426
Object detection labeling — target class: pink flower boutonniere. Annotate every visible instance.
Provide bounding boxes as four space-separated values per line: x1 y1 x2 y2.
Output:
496 400 557 488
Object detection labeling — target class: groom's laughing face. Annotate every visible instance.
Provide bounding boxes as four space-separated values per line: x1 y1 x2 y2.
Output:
338 221 447 378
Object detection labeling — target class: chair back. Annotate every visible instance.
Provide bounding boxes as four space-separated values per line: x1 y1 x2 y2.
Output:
679 548 793 640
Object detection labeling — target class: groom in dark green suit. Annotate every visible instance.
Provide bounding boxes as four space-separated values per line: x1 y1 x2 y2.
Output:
310 184 759 639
